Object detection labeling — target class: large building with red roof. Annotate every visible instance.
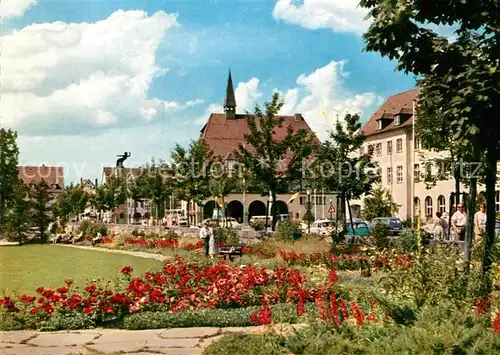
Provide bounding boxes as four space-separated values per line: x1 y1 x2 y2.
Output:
349 86 500 222
18 165 64 195
195 71 334 225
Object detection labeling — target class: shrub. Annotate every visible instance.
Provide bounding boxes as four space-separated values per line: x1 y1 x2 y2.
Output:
275 220 302 241
394 229 419 253
370 221 390 249
250 221 265 231
214 227 239 245
131 229 146 237
78 221 108 237
204 333 287 355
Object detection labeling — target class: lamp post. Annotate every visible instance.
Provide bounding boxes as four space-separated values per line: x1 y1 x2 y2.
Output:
306 189 311 234
329 198 333 220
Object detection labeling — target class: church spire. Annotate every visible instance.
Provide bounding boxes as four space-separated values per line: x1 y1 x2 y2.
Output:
224 70 236 119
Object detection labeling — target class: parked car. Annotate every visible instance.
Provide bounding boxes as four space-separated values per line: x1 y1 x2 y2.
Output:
496 220 500 235
198 217 241 228
371 217 404 236
305 219 335 235
345 220 371 236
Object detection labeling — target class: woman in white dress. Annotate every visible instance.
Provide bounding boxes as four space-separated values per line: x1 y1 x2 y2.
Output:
208 227 218 258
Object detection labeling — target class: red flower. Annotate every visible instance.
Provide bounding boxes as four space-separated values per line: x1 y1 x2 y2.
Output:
120 266 133 275
493 312 500 334
328 269 338 284
65 280 74 288
370 299 376 309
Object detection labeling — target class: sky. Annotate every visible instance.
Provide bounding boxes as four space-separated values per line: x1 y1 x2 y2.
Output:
1 0 435 185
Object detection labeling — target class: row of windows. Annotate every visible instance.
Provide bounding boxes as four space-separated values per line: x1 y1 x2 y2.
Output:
299 196 329 205
362 138 421 156
417 192 500 217
381 166 405 184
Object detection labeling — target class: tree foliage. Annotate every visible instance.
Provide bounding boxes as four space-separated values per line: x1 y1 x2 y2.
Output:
29 180 53 243
234 92 317 230
5 183 31 244
170 139 213 226
362 187 400 221
0 128 20 227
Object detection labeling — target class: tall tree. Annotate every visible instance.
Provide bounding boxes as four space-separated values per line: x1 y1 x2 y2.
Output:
360 0 500 298
362 187 400 221
171 140 213 227
0 129 20 228
30 180 53 243
139 160 171 225
309 114 380 230
103 174 127 223
208 156 239 225
126 175 146 223
5 183 31 244
235 92 317 231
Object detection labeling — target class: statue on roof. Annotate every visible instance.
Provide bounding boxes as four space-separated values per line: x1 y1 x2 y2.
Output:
116 152 131 168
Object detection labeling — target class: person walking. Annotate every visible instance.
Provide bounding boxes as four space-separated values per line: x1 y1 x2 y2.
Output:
208 226 218 259
199 222 210 256
451 203 467 242
474 203 487 243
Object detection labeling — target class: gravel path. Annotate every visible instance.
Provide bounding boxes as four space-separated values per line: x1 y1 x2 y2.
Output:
55 244 168 261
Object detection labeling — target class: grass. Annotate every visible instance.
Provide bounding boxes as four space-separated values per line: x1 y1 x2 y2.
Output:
0 245 161 295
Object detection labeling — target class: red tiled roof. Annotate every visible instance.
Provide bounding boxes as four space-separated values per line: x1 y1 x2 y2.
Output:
18 166 64 189
200 113 320 159
361 88 419 136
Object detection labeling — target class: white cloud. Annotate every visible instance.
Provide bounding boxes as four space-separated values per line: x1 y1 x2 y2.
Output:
273 0 370 35
278 61 382 140
196 77 263 124
1 10 203 136
0 0 38 19
197 61 382 140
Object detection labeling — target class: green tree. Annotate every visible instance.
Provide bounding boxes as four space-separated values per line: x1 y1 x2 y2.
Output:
0 129 20 228
208 156 239 225
139 160 171 225
103 175 127 223
309 113 380 229
54 184 89 223
29 180 53 243
235 92 317 231
90 185 109 222
171 140 213 227
362 187 400 221
360 0 500 300
126 174 146 223
5 183 31 244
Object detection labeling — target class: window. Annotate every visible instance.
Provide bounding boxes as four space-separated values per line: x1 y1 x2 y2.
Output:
227 159 235 170
425 196 433 217
376 168 382 179
414 197 421 216
415 138 420 150
387 167 392 185
496 191 500 212
414 164 420 182
437 195 446 214
387 141 392 155
396 138 403 153
396 166 403 183
368 144 374 155
394 116 400 125
375 143 382 156
377 120 382 130
425 163 432 179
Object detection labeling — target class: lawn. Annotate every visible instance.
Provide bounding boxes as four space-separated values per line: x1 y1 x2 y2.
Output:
0 245 161 295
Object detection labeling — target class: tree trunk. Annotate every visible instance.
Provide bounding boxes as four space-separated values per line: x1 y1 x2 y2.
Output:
0 194 4 227
454 166 461 208
347 199 355 235
186 200 191 227
482 145 497 297
464 147 477 270
271 190 278 231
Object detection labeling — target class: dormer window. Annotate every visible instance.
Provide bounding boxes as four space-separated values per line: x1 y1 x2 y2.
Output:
377 120 382 130
394 116 400 126
227 159 235 170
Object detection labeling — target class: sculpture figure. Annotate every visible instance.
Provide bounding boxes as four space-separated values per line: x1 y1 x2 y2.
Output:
116 152 131 168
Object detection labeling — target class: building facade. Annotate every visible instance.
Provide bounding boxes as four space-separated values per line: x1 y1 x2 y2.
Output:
18 165 64 196
194 71 336 225
349 87 500 221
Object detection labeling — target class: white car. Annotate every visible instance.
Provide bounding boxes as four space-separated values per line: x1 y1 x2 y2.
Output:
199 217 241 228
302 219 335 235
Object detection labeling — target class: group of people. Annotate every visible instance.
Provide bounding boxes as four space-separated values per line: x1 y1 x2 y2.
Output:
424 203 487 243
199 222 218 257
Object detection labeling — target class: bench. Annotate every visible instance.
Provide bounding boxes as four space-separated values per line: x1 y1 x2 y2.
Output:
218 244 244 261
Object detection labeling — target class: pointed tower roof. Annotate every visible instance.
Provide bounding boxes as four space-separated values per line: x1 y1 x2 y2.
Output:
224 70 236 108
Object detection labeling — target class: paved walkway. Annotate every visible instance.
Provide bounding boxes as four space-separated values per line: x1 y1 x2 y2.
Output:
56 244 169 261
0 325 294 354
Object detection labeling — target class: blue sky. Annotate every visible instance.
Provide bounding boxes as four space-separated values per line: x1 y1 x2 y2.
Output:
2 0 419 185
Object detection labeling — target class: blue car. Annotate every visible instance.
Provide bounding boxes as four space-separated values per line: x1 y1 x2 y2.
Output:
371 217 404 236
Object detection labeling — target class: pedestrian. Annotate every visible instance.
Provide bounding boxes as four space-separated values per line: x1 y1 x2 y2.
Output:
199 222 210 256
208 226 218 259
451 203 467 242
474 203 487 243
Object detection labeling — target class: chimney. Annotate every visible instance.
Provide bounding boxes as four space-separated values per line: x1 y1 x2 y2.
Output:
294 113 302 121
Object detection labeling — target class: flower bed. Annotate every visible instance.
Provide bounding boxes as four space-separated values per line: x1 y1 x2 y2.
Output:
0 257 343 330
278 249 412 271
